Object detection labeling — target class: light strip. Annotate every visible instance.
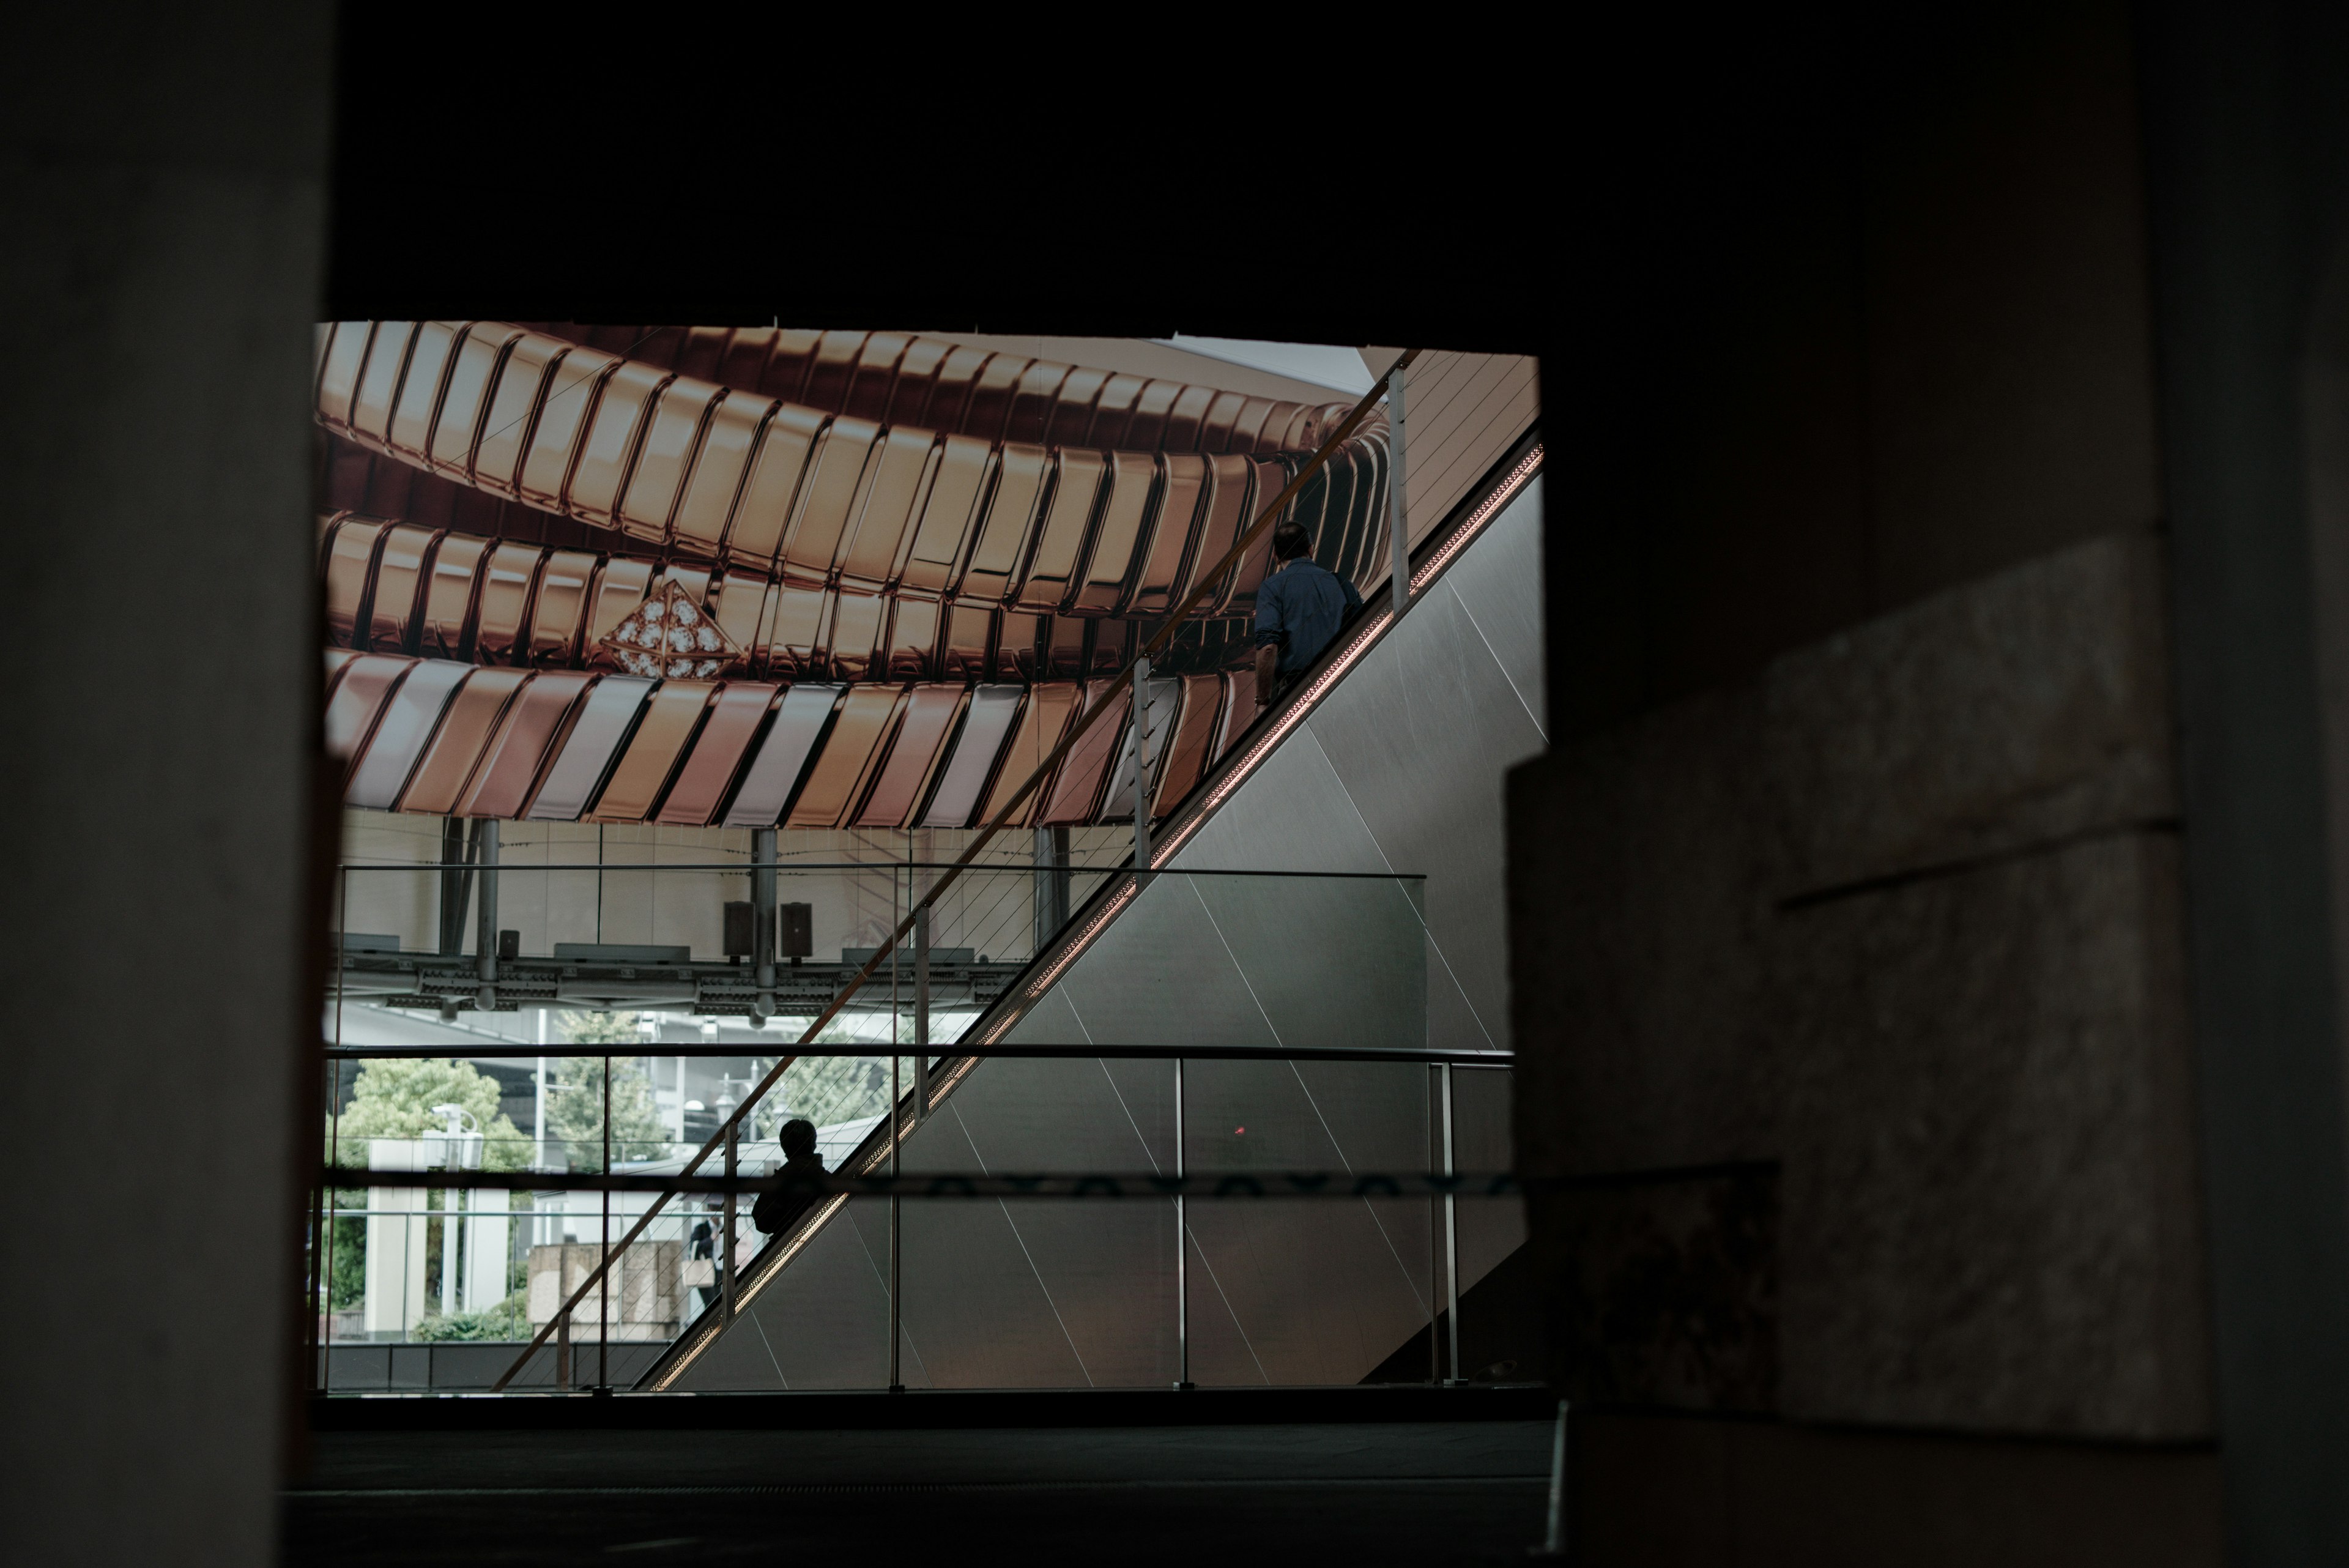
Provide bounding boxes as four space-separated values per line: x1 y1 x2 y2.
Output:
1413 442 1543 593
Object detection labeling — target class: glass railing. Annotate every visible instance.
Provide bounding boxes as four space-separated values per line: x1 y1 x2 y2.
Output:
310 1037 1514 1395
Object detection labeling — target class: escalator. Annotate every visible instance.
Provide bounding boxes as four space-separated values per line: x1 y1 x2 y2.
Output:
640 428 1546 1391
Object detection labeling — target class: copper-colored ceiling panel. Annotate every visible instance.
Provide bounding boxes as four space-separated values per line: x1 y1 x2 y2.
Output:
346 658 469 809
475 542 544 664
471 332 566 497
617 376 721 544
429 324 517 477
920 685 1023 830
587 678 716 823
527 674 654 821
1197 389 1248 455
417 533 487 659
786 685 905 828
996 612 1041 683
939 603 992 683
1071 452 1154 614
517 346 617 511
961 352 1030 442
1219 458 1290 619
724 403 823 570
1215 667 1259 761
366 524 440 652
526 549 598 666
1187 455 1258 616
1043 613 1086 680
322 516 386 647
397 667 528 815
801 331 865 414
1003 359 1072 444
456 670 594 819
348 322 415 450
1227 396 1279 455
324 654 412 764
1089 373 1146 447
960 442 1048 604
844 332 910 422
574 558 647 661
779 416 878 588
885 597 941 681
899 434 990 598
763 586 830 681
387 321 460 461
568 359 670 524
1015 449 1104 613
1123 378 1182 450
1163 383 1218 451
657 681 781 826
885 338 951 428
924 345 993 431
323 647 358 691
718 327 776 393
979 680 1079 830
1039 681 1127 826
711 573 773 661
1044 366 1110 448
723 682 841 827
1089 620 1132 677
672 393 769 558
828 592 886 683
855 683 967 828
1099 675 1181 823
1129 454 1205 617
761 329 825 401
316 322 371 427
836 426 934 591
1150 673 1225 818
675 326 731 382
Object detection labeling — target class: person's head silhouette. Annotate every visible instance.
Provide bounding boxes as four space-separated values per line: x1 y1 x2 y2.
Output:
779 1118 819 1162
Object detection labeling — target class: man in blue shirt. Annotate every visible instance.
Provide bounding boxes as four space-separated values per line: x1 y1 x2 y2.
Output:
1252 522 1363 712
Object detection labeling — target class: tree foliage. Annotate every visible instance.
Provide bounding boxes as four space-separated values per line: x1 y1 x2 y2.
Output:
326 1057 529 1172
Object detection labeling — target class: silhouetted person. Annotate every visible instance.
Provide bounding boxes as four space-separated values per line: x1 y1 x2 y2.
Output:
1253 522 1361 711
752 1118 826 1238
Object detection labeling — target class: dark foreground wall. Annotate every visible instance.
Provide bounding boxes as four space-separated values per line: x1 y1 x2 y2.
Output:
1515 1 2349 1559
0 9 330 1564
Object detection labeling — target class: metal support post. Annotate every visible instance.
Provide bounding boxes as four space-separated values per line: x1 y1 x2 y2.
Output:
557 1306 571 1391
721 1121 738 1325
1442 1060 1461 1384
888 1048 903 1391
1174 1056 1192 1389
751 827 777 1024
1428 1064 1444 1382
1387 361 1411 615
1543 1400 1570 1559
914 904 930 1119
474 818 500 1011
1132 656 1153 875
599 1052 610 1391
1033 825 1070 950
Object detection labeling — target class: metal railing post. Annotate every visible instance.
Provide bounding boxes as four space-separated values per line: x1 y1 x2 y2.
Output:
1175 1055 1191 1389
722 1121 738 1325
475 819 499 1011
1443 1060 1461 1384
599 1052 610 1391
1428 1063 1443 1382
888 1045 903 1391
1543 1399 1570 1559
1387 361 1411 617
1133 656 1153 876
752 827 777 1024
914 904 930 1120
557 1306 571 1391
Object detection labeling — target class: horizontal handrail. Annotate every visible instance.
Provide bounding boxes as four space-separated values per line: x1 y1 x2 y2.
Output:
314 1167 1520 1198
483 348 1421 1392
323 1044 1509 1063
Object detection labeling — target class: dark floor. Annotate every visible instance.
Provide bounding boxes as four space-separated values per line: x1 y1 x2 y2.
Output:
285 1392 1558 1566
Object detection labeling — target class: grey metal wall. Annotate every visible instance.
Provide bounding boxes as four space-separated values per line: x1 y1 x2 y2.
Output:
677 481 1545 1389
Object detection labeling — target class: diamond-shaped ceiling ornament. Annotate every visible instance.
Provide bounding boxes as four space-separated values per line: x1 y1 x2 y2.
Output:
596 579 741 680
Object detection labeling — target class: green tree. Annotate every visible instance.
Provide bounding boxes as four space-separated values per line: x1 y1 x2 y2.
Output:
544 1016 671 1170
325 1057 530 1172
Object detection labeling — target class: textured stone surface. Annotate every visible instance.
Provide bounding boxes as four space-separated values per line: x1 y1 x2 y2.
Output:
1510 527 2210 1439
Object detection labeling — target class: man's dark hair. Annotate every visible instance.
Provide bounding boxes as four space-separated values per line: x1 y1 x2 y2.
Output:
779 1118 818 1159
1272 522 1313 561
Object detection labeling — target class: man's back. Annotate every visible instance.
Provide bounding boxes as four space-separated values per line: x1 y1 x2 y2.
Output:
1256 557 1362 674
